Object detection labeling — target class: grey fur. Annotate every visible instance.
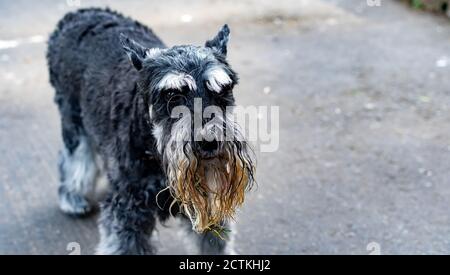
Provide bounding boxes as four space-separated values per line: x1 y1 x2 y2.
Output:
47 8 254 255
58 136 97 215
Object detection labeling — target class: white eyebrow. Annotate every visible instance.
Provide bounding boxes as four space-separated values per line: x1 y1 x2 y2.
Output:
157 72 197 91
145 48 165 59
204 67 232 93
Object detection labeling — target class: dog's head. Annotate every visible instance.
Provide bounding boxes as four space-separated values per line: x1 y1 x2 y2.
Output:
120 25 255 233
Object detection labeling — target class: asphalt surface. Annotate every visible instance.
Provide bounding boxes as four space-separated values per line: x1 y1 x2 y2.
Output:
1 0 450 254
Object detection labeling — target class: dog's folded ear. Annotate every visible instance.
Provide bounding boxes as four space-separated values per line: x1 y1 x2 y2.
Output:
205 24 230 57
119 33 148 71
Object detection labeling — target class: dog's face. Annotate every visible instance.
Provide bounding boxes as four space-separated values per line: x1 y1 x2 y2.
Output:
121 25 255 233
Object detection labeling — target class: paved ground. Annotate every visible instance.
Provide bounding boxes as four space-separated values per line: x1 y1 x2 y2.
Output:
1 0 450 255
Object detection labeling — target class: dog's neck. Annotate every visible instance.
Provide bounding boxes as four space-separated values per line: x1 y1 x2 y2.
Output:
130 83 159 162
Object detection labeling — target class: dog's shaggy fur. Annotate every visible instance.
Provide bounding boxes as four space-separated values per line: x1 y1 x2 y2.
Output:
47 8 255 255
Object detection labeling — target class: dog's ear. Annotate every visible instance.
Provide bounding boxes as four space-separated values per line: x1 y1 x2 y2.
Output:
205 24 230 56
119 33 148 71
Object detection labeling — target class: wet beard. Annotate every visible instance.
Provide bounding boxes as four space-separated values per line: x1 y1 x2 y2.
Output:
164 141 255 233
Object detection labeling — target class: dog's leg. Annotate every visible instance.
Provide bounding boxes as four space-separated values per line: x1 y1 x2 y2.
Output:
56 93 98 215
58 135 97 215
178 217 237 255
96 187 157 255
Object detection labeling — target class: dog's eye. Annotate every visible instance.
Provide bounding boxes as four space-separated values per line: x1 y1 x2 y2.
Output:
222 84 233 93
164 86 190 100
214 84 233 96
164 88 187 112
164 88 178 100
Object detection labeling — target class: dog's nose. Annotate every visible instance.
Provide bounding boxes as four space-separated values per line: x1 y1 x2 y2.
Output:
197 140 220 158
199 140 219 152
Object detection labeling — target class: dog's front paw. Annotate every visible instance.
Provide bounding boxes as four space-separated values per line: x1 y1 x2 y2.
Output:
58 186 92 216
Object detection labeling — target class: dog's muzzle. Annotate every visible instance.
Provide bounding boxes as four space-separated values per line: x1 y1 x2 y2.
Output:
195 140 220 159
162 114 256 233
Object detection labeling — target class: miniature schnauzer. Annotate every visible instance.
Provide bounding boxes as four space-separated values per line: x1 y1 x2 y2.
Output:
47 8 255 255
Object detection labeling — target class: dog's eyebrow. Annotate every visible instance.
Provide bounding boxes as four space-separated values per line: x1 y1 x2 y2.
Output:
145 48 165 59
204 67 232 93
157 72 197 91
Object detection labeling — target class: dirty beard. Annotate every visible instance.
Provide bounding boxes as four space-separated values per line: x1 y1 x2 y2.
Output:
163 139 255 233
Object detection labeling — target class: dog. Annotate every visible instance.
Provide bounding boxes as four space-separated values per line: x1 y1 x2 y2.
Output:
47 8 255 255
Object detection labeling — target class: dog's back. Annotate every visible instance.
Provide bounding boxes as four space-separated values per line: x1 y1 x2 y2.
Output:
47 8 165 155
46 8 166 216
47 8 164 99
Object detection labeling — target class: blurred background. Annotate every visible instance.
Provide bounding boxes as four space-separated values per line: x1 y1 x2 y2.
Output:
1 0 450 254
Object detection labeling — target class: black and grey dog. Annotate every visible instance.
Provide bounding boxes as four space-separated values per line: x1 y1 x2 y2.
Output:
47 8 255 255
